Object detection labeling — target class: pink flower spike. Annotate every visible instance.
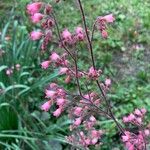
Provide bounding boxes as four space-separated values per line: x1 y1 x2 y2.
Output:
53 108 62 117
41 60 50 69
27 2 42 15
41 100 51 111
31 13 44 23
30 31 43 40
102 14 115 23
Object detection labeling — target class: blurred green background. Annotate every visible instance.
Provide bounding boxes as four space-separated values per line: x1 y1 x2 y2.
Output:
0 0 150 149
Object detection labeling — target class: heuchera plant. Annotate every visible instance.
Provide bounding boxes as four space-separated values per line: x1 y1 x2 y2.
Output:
27 1 149 149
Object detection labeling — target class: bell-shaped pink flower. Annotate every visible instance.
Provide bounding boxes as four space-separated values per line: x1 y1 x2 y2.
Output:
50 52 60 62
30 31 43 40
74 107 82 116
31 13 44 23
59 67 68 75
62 29 72 40
56 98 66 106
45 90 56 98
27 2 42 15
101 30 108 38
53 108 62 117
41 100 51 111
102 14 115 23
105 78 111 87
41 60 50 69
6 69 13 76
74 117 82 126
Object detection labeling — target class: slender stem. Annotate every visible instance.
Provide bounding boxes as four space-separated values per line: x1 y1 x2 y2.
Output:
77 0 125 135
52 12 75 61
77 0 96 69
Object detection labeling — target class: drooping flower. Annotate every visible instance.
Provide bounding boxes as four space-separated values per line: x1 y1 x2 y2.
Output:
27 2 42 15
101 14 115 23
31 13 44 23
41 100 51 111
41 60 50 69
53 108 62 117
30 31 43 40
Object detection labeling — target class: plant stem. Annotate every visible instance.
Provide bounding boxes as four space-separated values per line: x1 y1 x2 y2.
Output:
77 0 125 135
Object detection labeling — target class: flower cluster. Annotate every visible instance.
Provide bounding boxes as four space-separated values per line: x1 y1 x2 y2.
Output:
97 14 115 38
5 64 21 76
27 1 149 150
123 108 146 126
41 83 67 117
122 109 149 150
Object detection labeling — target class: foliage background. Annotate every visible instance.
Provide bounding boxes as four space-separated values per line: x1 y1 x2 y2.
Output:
0 0 150 149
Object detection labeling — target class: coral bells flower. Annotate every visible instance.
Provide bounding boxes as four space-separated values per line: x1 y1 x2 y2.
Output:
31 13 44 23
27 2 42 15
101 30 108 38
75 26 85 41
105 78 111 87
53 108 62 117
6 69 13 76
74 107 82 116
41 60 50 69
122 131 147 150
56 98 66 107
101 14 115 23
59 67 68 75
30 31 43 40
45 89 56 98
88 67 102 80
50 52 60 62
41 100 51 111
74 117 82 126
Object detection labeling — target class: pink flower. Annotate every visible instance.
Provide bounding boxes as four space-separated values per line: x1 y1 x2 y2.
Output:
56 98 66 106
41 100 51 111
134 109 142 116
62 29 72 40
45 90 56 98
74 117 82 126
59 67 68 75
30 31 43 40
31 13 44 23
75 27 83 34
141 108 146 115
15 64 21 71
49 83 58 89
50 52 60 62
123 116 129 123
53 108 62 117
41 60 50 69
105 78 111 86
128 113 135 121
101 30 108 38
101 14 115 23
74 107 82 116
27 2 42 15
6 69 13 76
